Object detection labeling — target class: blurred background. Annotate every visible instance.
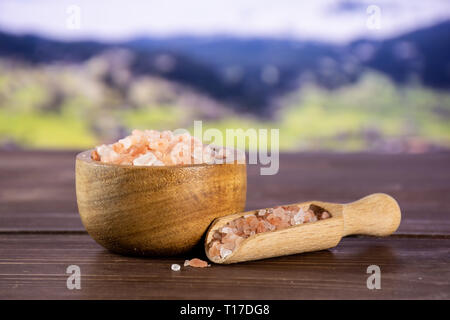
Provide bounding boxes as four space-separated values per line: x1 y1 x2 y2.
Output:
0 0 449 152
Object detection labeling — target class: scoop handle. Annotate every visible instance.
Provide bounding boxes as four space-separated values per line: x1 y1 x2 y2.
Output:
342 193 401 237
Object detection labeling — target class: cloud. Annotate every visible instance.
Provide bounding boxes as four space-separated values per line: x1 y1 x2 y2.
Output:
0 0 449 43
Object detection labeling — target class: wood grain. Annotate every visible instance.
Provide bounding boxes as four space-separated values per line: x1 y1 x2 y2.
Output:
0 151 449 299
206 193 401 264
76 151 246 255
1 152 449 235
0 234 448 300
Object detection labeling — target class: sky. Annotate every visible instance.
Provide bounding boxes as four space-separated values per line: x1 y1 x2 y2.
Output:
0 0 449 43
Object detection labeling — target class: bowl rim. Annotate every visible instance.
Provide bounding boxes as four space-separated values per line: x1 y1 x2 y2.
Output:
76 150 246 169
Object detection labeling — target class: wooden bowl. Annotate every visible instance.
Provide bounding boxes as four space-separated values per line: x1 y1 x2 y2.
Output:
75 150 247 256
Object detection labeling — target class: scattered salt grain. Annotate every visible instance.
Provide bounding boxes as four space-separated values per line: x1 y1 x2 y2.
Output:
184 258 210 268
221 227 233 234
171 264 181 271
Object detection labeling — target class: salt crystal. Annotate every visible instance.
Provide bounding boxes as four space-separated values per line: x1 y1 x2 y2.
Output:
144 129 161 139
171 264 181 271
154 160 164 166
264 220 276 231
213 146 238 164
273 207 284 216
92 129 242 166
220 247 232 259
169 142 191 164
119 137 133 150
184 258 210 268
207 204 332 260
133 151 157 166
214 147 228 159
202 146 215 164
221 227 233 234
160 130 173 140
221 241 235 251
175 132 191 143
293 212 304 224
235 149 246 164
321 212 331 219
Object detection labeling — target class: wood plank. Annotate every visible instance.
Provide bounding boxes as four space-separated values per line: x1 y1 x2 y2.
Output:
0 234 448 299
0 151 84 231
1 151 449 235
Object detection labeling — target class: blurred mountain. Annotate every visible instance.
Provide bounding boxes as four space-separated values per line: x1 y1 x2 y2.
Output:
0 21 449 112
353 22 450 87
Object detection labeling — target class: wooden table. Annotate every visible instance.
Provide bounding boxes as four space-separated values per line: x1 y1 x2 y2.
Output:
0 151 449 299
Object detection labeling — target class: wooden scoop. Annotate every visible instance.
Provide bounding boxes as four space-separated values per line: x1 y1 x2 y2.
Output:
205 193 401 264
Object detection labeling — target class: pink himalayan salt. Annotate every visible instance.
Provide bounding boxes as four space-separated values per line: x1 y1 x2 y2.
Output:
184 258 210 268
91 129 245 166
207 204 331 260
